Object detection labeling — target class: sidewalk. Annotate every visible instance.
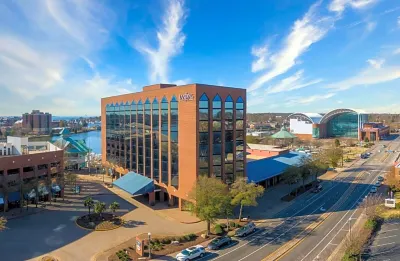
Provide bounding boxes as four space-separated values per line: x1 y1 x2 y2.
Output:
78 173 201 224
0 203 46 220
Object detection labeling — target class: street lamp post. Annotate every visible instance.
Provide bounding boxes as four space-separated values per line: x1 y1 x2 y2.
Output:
148 232 152 259
348 218 352 239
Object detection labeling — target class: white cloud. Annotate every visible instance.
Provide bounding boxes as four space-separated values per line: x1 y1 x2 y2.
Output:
394 48 400 55
251 46 269 73
329 0 378 14
398 16 400 27
265 70 323 94
326 61 400 91
337 100 343 104
134 0 187 84
82 56 96 70
172 78 191 85
365 21 377 32
367 58 385 69
248 1 334 92
286 93 336 107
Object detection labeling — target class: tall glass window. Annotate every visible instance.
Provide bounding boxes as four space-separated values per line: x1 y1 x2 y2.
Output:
124 102 130 170
137 100 144 174
109 104 116 164
161 96 169 184
327 113 359 138
170 96 179 188
212 94 222 179
199 93 209 177
152 98 160 181
130 101 137 172
144 99 151 177
115 103 121 165
224 95 234 184
106 104 111 162
235 97 244 179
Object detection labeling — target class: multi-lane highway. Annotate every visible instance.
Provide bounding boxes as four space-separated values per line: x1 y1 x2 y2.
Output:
200 136 400 261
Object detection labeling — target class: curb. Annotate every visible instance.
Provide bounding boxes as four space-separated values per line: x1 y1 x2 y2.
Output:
261 169 367 260
4 206 47 220
75 215 125 231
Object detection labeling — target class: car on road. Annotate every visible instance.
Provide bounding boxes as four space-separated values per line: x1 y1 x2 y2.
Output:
176 245 206 261
370 187 377 193
207 236 232 250
312 184 323 193
377 176 384 182
375 181 381 187
235 222 256 237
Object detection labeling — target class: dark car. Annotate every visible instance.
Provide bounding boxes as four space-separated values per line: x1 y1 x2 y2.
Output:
207 236 232 250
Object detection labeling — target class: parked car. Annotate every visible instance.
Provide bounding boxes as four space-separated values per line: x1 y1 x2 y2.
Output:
207 236 232 250
235 222 256 237
370 187 377 193
312 184 323 193
377 176 384 182
375 181 381 187
176 245 206 261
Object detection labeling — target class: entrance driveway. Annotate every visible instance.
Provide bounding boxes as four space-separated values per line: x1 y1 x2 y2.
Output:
0 178 204 261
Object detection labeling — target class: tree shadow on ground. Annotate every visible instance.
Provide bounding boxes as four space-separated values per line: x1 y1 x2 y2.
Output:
122 220 146 228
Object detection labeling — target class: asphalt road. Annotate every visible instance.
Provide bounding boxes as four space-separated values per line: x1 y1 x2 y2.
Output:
363 219 400 261
198 137 400 261
280 138 400 261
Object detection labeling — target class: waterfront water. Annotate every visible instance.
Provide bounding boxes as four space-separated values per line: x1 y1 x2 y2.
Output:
51 130 101 154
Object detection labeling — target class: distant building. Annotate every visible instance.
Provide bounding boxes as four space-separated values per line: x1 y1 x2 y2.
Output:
0 136 64 211
247 144 290 160
288 109 370 141
52 137 91 170
360 122 390 141
22 110 52 135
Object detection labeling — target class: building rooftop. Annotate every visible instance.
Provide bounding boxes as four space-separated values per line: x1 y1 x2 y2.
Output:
247 151 308 183
247 144 288 152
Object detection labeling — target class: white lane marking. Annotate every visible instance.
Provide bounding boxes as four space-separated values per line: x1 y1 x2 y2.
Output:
300 166 385 261
380 229 399 233
375 235 397 240
371 242 396 247
211 171 357 260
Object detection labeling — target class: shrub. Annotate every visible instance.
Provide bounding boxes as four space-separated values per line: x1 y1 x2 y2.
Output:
116 250 130 261
161 237 171 244
214 224 224 235
184 235 192 241
219 223 227 229
178 236 187 242
364 219 377 230
187 233 197 240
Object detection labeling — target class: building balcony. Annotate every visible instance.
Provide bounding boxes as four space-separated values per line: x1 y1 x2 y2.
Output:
23 170 35 179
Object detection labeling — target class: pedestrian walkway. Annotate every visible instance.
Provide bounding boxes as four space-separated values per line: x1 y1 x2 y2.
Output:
79 173 201 224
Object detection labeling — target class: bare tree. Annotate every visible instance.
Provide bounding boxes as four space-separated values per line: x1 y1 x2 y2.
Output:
359 194 383 219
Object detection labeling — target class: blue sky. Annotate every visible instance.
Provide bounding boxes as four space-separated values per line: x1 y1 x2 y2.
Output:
0 0 399 116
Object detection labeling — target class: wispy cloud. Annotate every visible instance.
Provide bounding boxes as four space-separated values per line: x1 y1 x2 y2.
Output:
265 70 323 95
365 21 377 32
367 58 385 69
394 48 400 55
326 60 400 91
172 78 191 85
134 0 187 84
248 1 334 92
286 93 336 107
329 0 378 14
251 46 269 73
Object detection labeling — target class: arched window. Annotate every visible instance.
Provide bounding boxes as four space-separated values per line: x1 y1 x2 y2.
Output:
137 100 144 174
224 95 234 184
212 94 222 179
161 96 169 184
170 95 179 188
152 98 160 180
198 93 209 177
235 96 244 179
130 100 137 172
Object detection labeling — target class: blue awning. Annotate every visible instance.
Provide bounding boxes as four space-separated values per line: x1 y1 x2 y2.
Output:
0 197 3 205
8 191 21 202
113 171 154 196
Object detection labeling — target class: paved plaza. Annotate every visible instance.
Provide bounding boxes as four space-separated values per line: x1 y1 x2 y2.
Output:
0 176 204 261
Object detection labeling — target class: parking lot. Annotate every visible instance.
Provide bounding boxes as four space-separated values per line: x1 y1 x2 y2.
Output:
364 219 400 260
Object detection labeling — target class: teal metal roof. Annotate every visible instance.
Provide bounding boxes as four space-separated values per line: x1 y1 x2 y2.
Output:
113 172 154 196
52 137 91 154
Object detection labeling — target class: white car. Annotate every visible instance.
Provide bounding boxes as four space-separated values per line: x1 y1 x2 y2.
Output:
370 187 377 193
176 245 206 261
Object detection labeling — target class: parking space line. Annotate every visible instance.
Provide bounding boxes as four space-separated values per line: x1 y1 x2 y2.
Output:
371 242 396 247
375 235 397 240
380 229 399 233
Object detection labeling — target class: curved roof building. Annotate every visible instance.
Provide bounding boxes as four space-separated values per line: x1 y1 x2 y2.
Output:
288 108 369 140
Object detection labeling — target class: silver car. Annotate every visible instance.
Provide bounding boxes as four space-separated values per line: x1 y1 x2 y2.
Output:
235 222 256 237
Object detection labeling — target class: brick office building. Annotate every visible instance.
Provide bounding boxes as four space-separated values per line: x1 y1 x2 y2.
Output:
101 83 246 209
22 110 52 135
0 137 64 211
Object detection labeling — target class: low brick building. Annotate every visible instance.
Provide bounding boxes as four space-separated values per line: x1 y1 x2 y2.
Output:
0 137 64 211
